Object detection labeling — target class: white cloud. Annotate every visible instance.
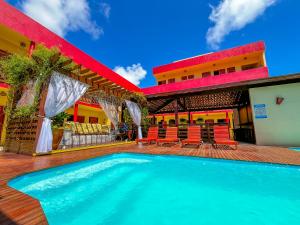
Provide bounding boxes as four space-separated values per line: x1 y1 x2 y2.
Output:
206 0 276 49
114 64 147 86
100 2 111 19
20 0 103 39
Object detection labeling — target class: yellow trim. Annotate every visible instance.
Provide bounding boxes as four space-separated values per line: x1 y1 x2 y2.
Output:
32 141 135 156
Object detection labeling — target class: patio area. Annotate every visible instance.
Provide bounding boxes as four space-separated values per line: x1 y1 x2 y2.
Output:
1 143 300 225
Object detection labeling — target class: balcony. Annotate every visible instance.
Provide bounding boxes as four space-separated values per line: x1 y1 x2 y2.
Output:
143 67 269 96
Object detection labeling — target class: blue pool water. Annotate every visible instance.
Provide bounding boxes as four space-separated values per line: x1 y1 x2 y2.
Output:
290 147 300 152
9 154 300 225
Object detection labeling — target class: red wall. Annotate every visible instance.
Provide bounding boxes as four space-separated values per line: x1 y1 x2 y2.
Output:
143 67 269 96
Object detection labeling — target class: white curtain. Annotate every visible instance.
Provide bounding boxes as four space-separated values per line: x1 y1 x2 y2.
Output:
36 72 89 153
125 100 142 139
16 79 37 108
97 98 119 129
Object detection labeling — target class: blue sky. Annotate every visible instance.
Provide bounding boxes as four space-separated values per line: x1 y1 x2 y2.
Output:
7 0 300 88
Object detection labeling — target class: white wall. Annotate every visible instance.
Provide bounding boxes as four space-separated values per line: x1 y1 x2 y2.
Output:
249 83 300 146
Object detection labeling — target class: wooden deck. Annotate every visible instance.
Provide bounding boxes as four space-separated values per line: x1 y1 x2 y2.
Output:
1 143 300 225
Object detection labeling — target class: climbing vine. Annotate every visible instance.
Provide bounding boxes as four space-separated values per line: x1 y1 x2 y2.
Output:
0 44 74 120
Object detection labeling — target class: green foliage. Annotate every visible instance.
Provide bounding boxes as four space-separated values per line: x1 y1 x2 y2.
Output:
122 91 150 128
0 44 73 119
141 107 151 126
123 108 133 125
123 91 147 108
0 54 35 88
52 112 70 129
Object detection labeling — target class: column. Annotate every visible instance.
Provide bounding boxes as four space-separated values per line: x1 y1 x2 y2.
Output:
74 103 79 122
28 41 35 57
175 99 178 126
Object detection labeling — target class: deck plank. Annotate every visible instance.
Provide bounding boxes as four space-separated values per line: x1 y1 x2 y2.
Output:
0 143 299 224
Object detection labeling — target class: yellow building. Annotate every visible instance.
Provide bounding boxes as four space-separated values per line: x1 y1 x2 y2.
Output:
147 42 266 132
154 42 266 85
143 41 268 142
0 33 112 145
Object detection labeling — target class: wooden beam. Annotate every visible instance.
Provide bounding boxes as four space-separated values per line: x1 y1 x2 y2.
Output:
177 99 186 111
50 52 61 65
90 76 103 83
154 98 175 113
60 59 73 67
80 68 90 74
71 64 81 72
81 72 98 79
94 78 110 84
98 81 112 87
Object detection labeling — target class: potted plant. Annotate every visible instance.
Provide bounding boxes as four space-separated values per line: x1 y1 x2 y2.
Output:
51 112 70 150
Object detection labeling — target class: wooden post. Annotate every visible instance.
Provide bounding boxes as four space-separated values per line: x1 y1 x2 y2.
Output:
152 115 155 125
226 112 230 126
74 103 79 122
33 86 48 152
175 99 178 126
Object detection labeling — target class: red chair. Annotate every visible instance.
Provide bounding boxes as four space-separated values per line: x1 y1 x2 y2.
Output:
181 126 203 148
157 127 179 146
213 125 238 150
136 127 158 144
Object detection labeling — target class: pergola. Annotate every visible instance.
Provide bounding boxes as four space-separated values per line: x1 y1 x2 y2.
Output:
0 2 141 154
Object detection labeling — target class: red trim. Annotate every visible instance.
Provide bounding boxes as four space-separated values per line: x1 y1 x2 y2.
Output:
153 41 265 75
73 103 78 122
0 82 10 89
28 41 35 57
77 101 100 109
0 2 140 92
143 67 269 96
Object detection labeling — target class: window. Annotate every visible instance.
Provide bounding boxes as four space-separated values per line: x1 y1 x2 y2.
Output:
169 119 176 125
214 69 226 76
217 119 226 123
77 116 85 123
180 118 187 124
202 72 211 78
214 70 220 76
195 118 203 125
181 76 187 81
219 69 226 74
227 67 236 73
241 63 258 71
168 78 175 84
89 117 98 124
158 80 166 85
188 75 194 80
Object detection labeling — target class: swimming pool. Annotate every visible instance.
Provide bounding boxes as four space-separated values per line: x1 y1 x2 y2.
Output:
9 153 300 225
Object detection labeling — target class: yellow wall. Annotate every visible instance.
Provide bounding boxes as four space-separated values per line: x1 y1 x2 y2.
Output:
0 87 8 144
0 24 30 55
238 105 253 125
65 104 111 125
155 52 266 84
0 87 8 106
250 83 300 146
